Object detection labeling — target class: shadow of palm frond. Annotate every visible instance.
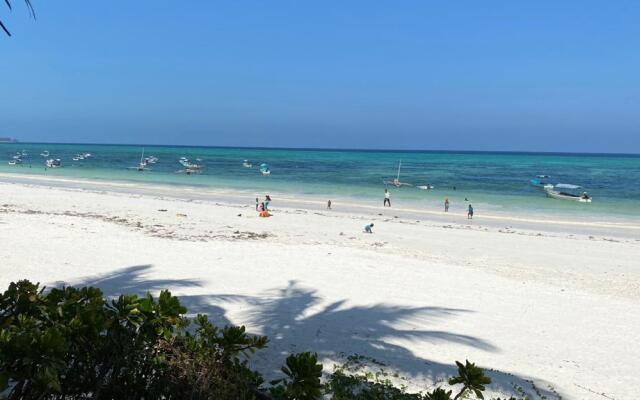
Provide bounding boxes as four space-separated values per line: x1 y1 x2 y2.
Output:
53 265 559 399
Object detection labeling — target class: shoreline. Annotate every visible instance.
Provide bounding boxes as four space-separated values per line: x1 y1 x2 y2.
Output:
1 172 639 239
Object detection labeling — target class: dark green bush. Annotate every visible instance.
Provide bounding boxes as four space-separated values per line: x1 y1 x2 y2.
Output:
0 280 267 399
270 352 323 400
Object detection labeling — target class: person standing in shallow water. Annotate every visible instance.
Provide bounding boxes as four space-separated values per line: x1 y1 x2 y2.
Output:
468 204 474 219
444 197 449 212
327 200 332 209
383 188 391 207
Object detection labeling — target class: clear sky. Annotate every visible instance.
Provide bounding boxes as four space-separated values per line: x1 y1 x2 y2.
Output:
1 1 639 153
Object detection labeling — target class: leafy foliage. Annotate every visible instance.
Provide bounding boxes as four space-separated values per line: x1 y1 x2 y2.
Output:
1 0 36 36
270 352 323 400
0 280 267 399
327 367 424 399
449 360 492 399
424 388 453 400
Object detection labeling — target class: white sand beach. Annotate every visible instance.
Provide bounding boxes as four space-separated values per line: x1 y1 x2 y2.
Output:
1 175 638 399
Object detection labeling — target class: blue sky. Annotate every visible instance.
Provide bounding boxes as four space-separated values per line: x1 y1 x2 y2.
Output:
1 1 639 153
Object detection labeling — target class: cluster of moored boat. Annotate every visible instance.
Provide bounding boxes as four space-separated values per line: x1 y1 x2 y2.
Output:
7 150 27 165
242 160 271 175
6 150 64 169
379 163 592 203
72 153 92 161
129 151 272 176
530 175 592 203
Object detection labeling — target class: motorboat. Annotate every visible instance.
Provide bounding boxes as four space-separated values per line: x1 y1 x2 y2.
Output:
40 150 49 157
243 160 253 168
179 158 203 170
46 159 62 168
417 184 435 190
530 175 552 188
544 184 592 203
259 163 271 175
8 159 21 165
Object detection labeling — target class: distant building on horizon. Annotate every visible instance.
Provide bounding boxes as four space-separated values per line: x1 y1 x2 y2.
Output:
0 137 17 143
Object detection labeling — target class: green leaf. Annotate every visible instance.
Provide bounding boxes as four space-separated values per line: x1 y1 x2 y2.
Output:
0 373 8 391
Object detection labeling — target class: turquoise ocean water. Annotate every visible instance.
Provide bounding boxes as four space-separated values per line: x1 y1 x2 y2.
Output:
1 143 639 220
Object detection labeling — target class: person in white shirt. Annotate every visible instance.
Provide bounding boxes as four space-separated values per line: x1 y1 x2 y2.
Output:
383 189 391 207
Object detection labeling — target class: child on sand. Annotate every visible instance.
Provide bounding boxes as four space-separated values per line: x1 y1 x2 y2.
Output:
364 223 374 233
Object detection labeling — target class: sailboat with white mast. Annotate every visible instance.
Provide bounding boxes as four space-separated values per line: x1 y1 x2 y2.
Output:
383 160 412 187
128 148 149 171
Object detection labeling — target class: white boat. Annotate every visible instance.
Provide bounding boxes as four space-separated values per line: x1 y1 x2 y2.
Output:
46 159 61 168
179 158 203 170
259 163 271 175
383 160 412 187
243 160 253 168
544 184 592 203
40 150 49 157
128 148 149 171
417 184 435 190
137 149 148 171
8 159 21 165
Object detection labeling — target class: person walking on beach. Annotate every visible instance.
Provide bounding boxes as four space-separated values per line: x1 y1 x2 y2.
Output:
383 189 391 207
327 199 332 209
364 223 374 233
255 197 259 211
444 197 449 212
264 195 271 210
468 204 474 219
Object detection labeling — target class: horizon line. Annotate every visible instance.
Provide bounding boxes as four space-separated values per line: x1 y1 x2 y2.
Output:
3 140 639 157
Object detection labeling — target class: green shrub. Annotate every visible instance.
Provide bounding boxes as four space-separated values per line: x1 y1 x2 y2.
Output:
270 352 323 400
0 280 267 399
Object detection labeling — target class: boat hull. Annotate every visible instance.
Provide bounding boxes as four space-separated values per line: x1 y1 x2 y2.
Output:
544 189 592 203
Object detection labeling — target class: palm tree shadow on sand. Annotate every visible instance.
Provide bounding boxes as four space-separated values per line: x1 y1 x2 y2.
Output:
59 264 560 399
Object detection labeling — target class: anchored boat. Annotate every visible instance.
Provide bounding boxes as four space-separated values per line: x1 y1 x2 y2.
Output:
530 175 551 188
383 160 412 187
544 184 592 203
46 159 61 168
259 163 271 175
